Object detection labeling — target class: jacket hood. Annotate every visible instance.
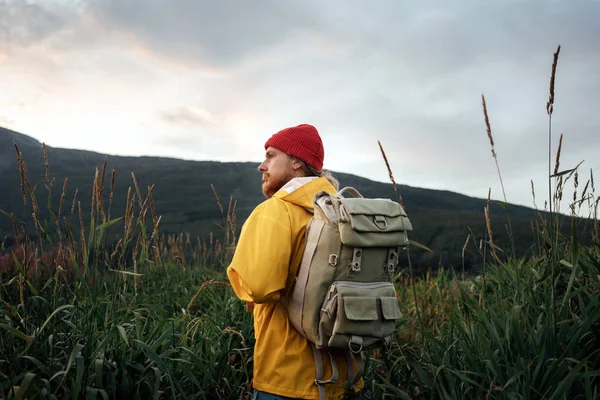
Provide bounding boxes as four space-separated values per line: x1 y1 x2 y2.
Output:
273 177 337 209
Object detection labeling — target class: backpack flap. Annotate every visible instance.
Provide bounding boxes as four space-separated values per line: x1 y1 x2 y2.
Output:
337 198 412 248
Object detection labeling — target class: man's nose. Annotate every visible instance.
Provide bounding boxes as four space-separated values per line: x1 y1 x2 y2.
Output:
258 161 266 172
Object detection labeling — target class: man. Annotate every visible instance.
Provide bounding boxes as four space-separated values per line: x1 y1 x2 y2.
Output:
227 124 360 399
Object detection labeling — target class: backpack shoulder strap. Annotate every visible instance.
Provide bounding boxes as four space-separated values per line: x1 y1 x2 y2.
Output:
311 344 339 400
336 187 364 198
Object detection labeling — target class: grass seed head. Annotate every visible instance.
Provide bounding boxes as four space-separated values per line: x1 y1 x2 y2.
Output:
547 44 561 116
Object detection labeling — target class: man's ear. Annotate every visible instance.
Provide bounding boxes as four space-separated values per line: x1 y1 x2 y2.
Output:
291 158 302 170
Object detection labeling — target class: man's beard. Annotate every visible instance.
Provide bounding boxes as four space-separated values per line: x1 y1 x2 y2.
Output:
262 172 293 198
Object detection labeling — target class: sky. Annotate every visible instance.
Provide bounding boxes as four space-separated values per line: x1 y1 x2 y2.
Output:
1 0 599 217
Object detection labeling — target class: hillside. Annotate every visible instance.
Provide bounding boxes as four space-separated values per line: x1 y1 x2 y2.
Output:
0 126 566 273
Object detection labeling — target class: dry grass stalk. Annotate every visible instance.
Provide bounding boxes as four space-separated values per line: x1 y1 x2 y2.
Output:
28 182 39 217
49 212 61 239
580 179 590 210
133 259 139 296
109 170 116 218
485 189 500 263
58 178 68 218
175 255 185 273
43 143 50 182
137 185 154 224
110 238 123 261
148 185 156 223
10 213 20 247
229 199 238 249
225 198 232 246
151 216 162 240
91 168 99 220
14 143 28 206
484 207 500 263
547 45 561 116
227 196 233 219
97 156 108 221
573 170 579 204
78 201 86 257
482 94 515 257
131 173 144 210
594 196 599 237
32 211 41 245
377 140 404 208
557 176 564 202
211 184 224 216
54 264 65 289
554 133 563 176
530 180 546 226
222 326 247 347
581 179 590 199
461 233 471 268
186 278 231 311
214 240 222 257
70 188 78 215
18 273 25 309
482 95 496 158
124 188 134 239
184 318 204 343
63 217 76 254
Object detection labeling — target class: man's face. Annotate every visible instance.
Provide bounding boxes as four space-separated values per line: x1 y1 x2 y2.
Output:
258 147 299 198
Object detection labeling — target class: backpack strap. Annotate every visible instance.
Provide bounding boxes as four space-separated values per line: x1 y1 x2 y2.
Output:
285 218 325 335
311 344 339 400
345 351 365 385
336 187 364 198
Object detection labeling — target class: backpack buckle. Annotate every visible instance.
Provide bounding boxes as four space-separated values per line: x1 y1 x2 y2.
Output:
373 215 388 230
349 336 363 353
328 254 338 267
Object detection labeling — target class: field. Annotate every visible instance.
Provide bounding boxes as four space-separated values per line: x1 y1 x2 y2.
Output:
1 46 600 399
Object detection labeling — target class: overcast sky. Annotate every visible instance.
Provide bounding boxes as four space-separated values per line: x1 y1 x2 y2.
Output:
1 0 598 216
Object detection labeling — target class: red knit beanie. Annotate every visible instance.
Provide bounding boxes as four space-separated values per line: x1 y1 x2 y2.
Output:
264 124 324 171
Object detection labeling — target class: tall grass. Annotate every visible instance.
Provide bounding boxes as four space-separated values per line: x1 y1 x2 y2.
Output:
1 45 599 399
0 146 247 399
366 45 600 399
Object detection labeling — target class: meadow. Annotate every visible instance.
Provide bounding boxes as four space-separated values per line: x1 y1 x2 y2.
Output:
1 46 599 399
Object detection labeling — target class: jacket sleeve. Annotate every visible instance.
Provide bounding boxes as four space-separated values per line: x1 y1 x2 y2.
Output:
226 200 292 304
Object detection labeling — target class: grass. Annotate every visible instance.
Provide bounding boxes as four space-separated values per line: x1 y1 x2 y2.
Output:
1 45 600 399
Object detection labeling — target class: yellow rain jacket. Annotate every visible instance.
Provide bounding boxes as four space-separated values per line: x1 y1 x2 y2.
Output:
227 177 363 399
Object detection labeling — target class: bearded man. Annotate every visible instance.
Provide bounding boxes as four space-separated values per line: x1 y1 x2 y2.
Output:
227 124 362 399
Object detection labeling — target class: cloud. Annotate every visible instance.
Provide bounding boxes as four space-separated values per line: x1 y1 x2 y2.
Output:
160 106 217 127
0 0 598 212
0 0 76 49
88 0 324 69
0 116 14 127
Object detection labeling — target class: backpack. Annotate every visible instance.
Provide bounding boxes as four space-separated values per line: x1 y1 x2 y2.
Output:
283 186 412 399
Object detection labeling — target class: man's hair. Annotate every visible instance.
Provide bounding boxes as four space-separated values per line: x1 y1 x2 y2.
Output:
295 159 340 191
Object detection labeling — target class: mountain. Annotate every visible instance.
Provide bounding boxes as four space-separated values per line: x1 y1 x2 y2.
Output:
0 126 571 273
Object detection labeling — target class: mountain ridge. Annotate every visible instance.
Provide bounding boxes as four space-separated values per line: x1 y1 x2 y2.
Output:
0 125 562 272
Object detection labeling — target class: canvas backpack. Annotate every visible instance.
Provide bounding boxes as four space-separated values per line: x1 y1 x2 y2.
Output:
283 186 412 399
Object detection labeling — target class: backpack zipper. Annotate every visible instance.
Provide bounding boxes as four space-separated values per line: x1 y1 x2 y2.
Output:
332 281 393 290
325 281 392 301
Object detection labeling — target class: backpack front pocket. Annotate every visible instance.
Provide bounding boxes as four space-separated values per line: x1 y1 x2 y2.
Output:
316 281 402 351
